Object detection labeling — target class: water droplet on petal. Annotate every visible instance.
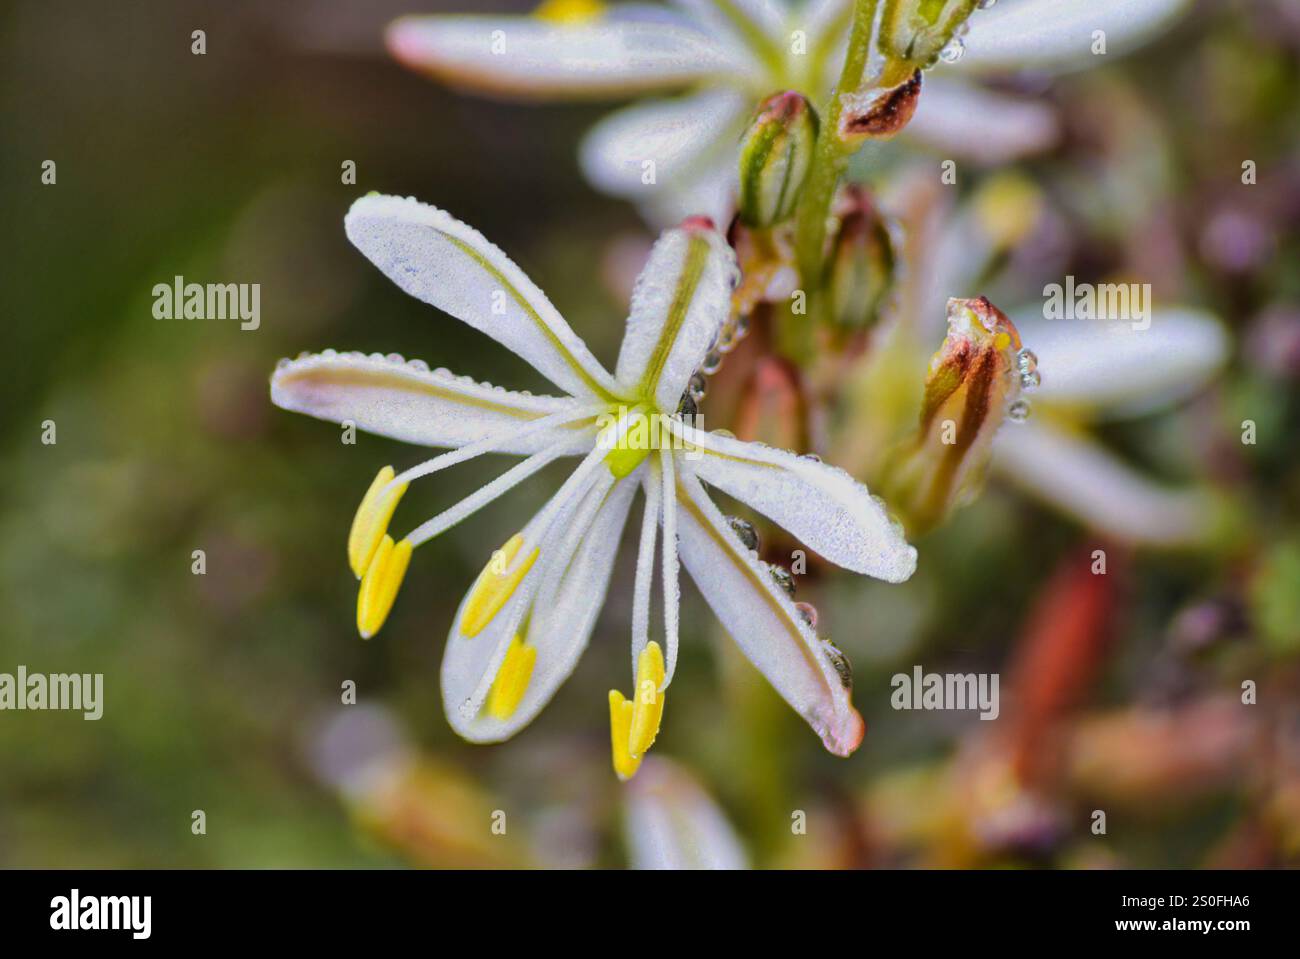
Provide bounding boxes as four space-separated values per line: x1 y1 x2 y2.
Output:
939 37 964 62
978 0 997 9
822 640 853 689
795 601 818 629
726 515 759 551
701 350 724 375
1008 398 1031 423
688 372 708 401
769 564 796 598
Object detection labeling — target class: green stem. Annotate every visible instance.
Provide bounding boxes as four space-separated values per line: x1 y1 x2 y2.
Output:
784 0 879 361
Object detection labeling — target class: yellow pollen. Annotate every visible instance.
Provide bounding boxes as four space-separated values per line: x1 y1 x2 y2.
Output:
534 0 605 24
628 641 666 758
993 332 1011 351
487 635 537 720
608 690 641 780
348 466 408 579
459 534 539 638
356 535 412 639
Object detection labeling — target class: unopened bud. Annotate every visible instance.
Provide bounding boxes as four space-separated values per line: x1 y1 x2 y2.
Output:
884 296 1035 535
823 186 898 331
738 92 819 228
839 70 922 142
877 0 979 70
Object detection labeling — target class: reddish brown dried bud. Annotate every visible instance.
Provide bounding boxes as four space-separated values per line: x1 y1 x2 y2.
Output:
838 71 922 142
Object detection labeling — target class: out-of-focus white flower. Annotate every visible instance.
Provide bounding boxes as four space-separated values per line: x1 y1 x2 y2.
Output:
623 756 749 868
386 0 1191 224
272 194 917 777
906 0 1191 164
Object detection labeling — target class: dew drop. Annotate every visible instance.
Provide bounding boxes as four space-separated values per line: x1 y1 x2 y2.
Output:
978 0 996 8
822 640 853 689
687 372 708 401
1007 398 1031 423
769 564 796 598
939 37 964 62
726 515 759 551
701 350 724 374
795 601 818 629
407 358 429 371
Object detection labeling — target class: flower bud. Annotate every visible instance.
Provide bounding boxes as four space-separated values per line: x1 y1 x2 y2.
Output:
738 92 819 228
822 186 898 332
884 296 1036 535
877 0 979 70
838 70 922 142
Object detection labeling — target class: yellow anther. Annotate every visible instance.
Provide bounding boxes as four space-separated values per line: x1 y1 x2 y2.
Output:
459 533 539 638
608 690 641 781
356 535 412 639
628 641 666 758
993 332 1011 351
534 0 605 24
348 466 408 579
487 635 537 721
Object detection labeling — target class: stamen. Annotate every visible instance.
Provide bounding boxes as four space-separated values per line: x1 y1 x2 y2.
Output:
629 640 666 757
459 534 539 638
356 535 413 639
387 403 605 493
486 635 537 720
348 466 408 579
630 466 661 673
608 690 641 781
405 442 569 548
534 0 605 25
659 449 681 686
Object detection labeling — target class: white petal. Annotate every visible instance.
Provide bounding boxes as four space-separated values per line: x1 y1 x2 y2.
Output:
270 351 596 453
440 471 638 742
386 15 745 99
624 756 748 869
958 0 1190 72
671 0 789 76
674 472 865 756
615 221 737 411
1011 307 1228 416
993 418 1220 547
639 149 740 230
674 423 918 581
345 195 619 399
904 77 1060 162
579 89 749 204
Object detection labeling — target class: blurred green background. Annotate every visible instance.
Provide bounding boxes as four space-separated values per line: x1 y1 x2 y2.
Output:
1 0 1298 868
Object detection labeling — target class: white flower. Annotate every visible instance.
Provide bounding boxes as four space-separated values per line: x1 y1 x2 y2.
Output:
271 194 916 777
386 0 1191 225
